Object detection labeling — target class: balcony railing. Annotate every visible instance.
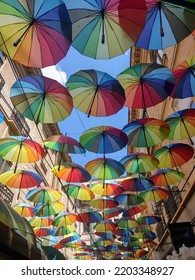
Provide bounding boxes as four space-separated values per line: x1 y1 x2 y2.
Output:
0 184 14 205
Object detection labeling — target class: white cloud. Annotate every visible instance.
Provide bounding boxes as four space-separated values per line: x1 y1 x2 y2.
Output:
41 65 67 86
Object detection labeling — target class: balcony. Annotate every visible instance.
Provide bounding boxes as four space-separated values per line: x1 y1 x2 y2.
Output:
0 184 14 205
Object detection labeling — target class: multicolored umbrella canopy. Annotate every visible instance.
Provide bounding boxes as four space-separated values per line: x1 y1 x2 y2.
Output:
52 212 77 226
93 220 117 233
26 186 62 203
171 56 195 99
52 162 91 183
165 108 195 144
122 118 170 149
61 183 95 201
116 63 175 112
117 217 139 229
137 215 161 225
140 187 170 202
135 0 195 50
13 202 34 217
150 168 184 186
0 111 4 123
120 153 159 174
80 125 128 154
120 176 154 192
29 216 53 228
103 207 124 220
52 225 76 236
43 134 86 154
90 181 124 196
89 196 119 210
32 201 64 217
0 136 44 172
34 227 53 237
114 228 134 238
10 75 73 124
85 158 125 179
122 205 148 217
153 143 194 169
114 192 144 206
66 70 125 117
65 0 147 59
76 209 102 224
0 169 42 189
93 238 114 247
0 0 72 68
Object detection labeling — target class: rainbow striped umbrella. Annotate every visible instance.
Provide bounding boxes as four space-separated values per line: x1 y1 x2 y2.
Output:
122 118 170 150
0 136 44 172
90 181 124 196
150 168 184 186
117 217 139 229
13 202 34 217
62 184 95 201
51 225 76 236
89 196 119 210
120 153 159 174
122 205 148 217
34 227 53 237
137 215 161 225
32 202 64 217
67 70 125 117
80 126 128 154
165 108 195 144
53 212 77 226
76 209 102 224
85 158 125 180
26 186 62 203
29 216 53 228
120 176 154 192
140 187 170 202
103 207 124 220
10 75 73 124
114 192 144 206
94 220 117 233
153 143 194 170
0 0 72 68
52 162 91 183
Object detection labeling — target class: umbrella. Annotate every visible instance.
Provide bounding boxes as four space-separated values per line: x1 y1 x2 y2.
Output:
120 153 159 174
10 75 73 124
53 212 77 226
116 217 139 229
66 70 125 117
32 201 64 217
61 183 95 201
122 205 148 217
0 111 4 123
153 143 194 170
120 176 154 192
140 187 170 202
93 220 117 233
0 169 43 199
150 168 184 186
52 162 91 183
26 186 62 203
114 228 134 238
114 192 144 206
135 231 156 240
0 0 72 68
122 118 170 152
135 0 195 50
13 202 34 217
80 125 128 154
43 134 86 154
90 181 124 196
65 0 147 59
89 196 119 210
57 234 80 247
0 136 44 172
85 158 125 180
29 216 53 228
137 215 161 225
52 225 76 236
116 63 174 114
103 207 124 220
165 108 195 145
76 209 102 223
34 227 53 237
171 56 195 99
94 232 116 239
93 238 114 247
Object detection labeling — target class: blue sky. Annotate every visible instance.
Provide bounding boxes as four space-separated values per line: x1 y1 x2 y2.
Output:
42 46 131 167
